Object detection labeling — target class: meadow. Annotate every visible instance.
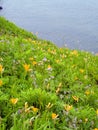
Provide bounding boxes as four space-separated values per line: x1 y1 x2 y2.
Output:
0 17 98 130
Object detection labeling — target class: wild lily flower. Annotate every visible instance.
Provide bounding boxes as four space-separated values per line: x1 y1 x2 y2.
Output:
51 50 56 55
74 77 78 80
71 50 78 56
96 109 98 116
25 102 28 109
58 83 62 87
56 87 60 93
32 40 36 44
84 118 88 122
55 59 60 63
48 48 50 52
85 90 90 95
72 96 79 102
79 69 84 73
52 113 58 119
25 108 31 113
84 75 88 79
55 60 60 63
28 38 33 42
94 128 98 130
32 61 37 65
46 102 53 109
31 106 38 112
61 54 66 58
0 80 3 86
0 64 4 73
23 64 30 71
64 104 73 111
56 83 62 93
60 48 62 51
24 102 30 113
10 98 18 105
29 57 34 61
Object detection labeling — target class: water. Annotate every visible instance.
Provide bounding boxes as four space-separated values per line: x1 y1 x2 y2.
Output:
0 0 98 52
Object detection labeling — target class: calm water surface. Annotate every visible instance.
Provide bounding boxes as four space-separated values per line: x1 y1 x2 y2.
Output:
0 0 98 52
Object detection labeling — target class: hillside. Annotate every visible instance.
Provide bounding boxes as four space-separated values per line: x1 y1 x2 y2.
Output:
0 17 98 130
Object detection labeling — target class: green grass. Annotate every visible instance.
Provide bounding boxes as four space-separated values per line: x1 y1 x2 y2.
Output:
0 17 98 130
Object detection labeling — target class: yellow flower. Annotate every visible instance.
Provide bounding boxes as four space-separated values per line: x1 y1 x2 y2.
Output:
46 102 53 109
72 96 79 102
71 50 78 56
24 102 30 113
23 64 30 71
52 113 58 119
61 54 66 58
25 102 28 109
32 106 38 112
0 80 3 86
47 65 52 70
64 104 73 111
58 83 62 87
25 108 30 113
28 38 33 42
56 87 60 93
46 83 50 90
56 83 62 93
32 61 37 65
85 118 88 122
74 77 78 80
94 128 98 130
79 69 84 73
60 48 62 51
51 50 56 55
0 64 3 73
85 90 90 95
32 40 36 44
10 98 18 105
48 48 50 52
55 60 60 63
96 109 98 116
84 75 88 79
29 57 34 61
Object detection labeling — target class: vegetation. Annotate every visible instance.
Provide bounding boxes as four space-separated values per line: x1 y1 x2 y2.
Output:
0 17 98 130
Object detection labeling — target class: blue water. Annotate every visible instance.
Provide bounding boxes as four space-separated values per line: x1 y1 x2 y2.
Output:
0 0 98 52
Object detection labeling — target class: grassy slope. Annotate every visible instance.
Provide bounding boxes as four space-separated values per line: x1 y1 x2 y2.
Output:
0 17 98 130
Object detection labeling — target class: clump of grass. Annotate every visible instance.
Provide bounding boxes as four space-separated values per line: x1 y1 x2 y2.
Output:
0 17 98 130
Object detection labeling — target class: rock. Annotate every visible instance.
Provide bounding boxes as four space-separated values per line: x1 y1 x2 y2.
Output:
0 6 3 10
